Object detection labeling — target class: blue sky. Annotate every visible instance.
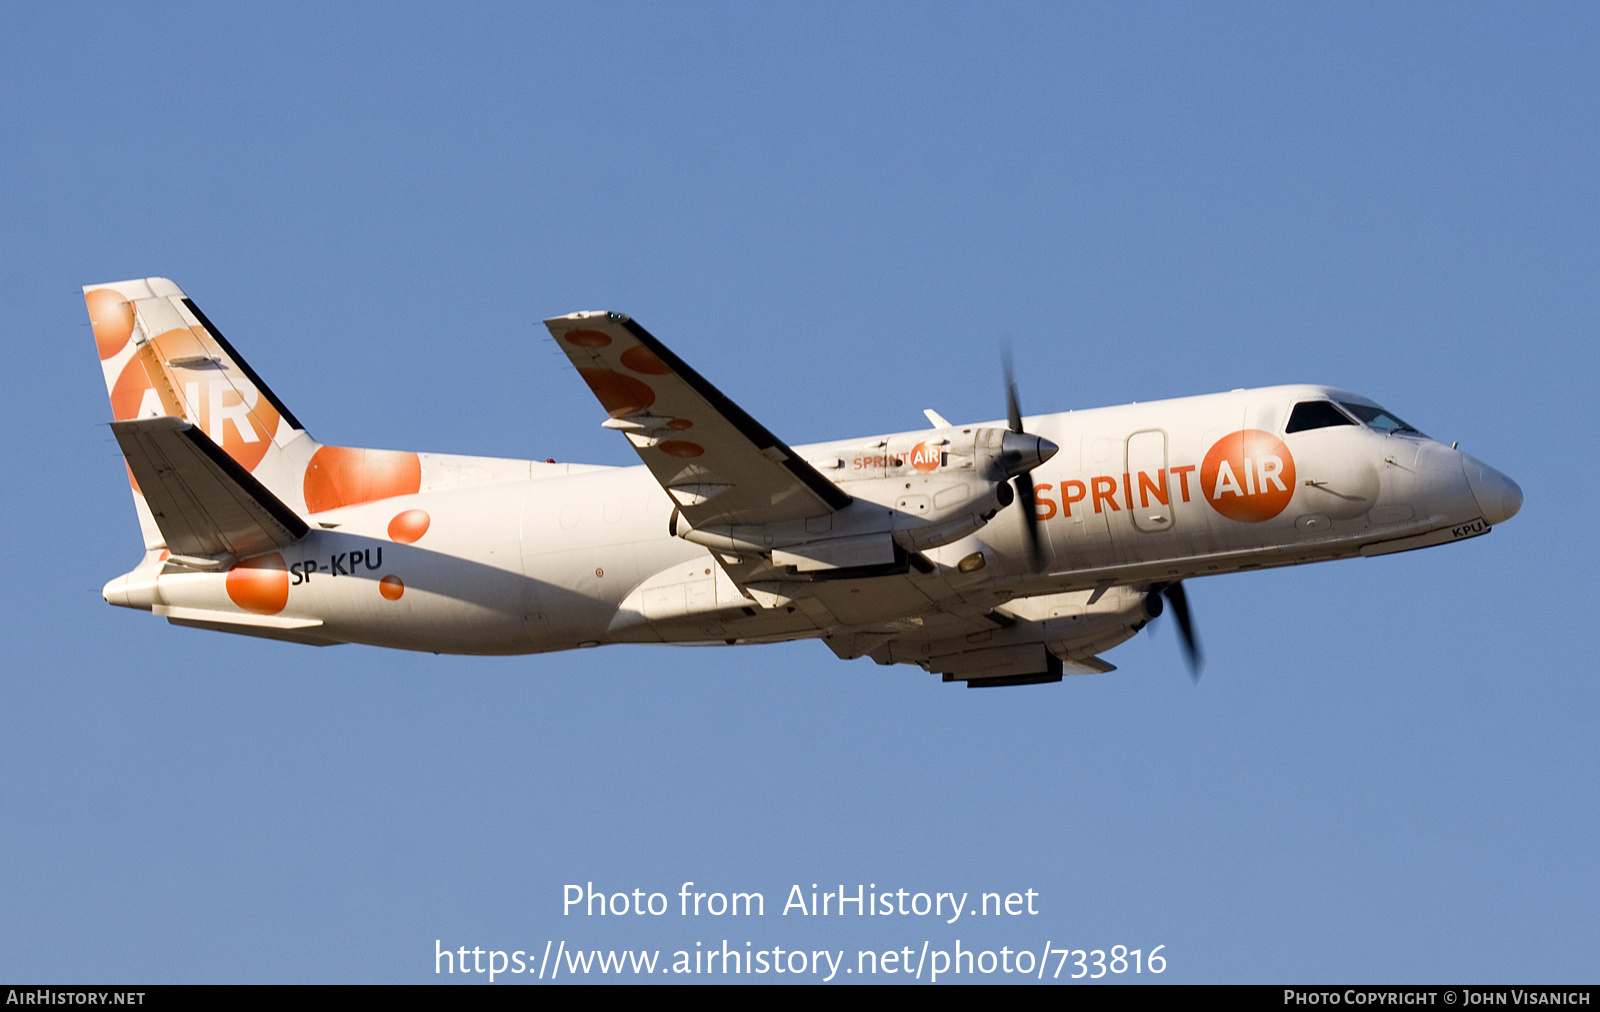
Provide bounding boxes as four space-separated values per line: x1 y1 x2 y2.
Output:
2 3 1595 983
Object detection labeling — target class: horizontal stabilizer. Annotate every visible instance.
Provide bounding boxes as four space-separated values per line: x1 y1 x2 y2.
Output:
110 416 309 559
1061 654 1117 674
154 605 338 646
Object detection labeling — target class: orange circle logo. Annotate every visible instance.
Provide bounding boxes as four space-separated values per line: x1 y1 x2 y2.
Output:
388 509 431 543
1201 429 1296 523
908 441 942 473
85 289 135 360
620 345 671 375
303 446 422 514
658 440 704 458
226 553 289 614
108 328 282 473
575 368 655 417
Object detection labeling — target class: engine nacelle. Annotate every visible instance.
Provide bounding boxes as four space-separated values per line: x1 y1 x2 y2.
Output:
869 585 1152 685
889 478 1012 551
677 424 1056 571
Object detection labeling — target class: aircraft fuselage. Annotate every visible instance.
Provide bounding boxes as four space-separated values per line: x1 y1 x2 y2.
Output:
107 384 1516 658
89 279 1519 682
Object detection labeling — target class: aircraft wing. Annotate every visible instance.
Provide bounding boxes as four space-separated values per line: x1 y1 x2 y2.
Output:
543 312 851 528
111 415 309 560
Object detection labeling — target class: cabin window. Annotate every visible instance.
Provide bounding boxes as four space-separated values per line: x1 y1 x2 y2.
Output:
1285 400 1357 433
1338 402 1423 436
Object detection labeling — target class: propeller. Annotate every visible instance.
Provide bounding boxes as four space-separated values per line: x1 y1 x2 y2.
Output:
1146 581 1204 681
1002 346 1050 571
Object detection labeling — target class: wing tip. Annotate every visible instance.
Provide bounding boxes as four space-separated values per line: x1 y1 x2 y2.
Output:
543 310 627 327
82 277 188 298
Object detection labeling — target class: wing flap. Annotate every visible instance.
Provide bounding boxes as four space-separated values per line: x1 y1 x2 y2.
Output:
544 313 850 528
110 416 309 559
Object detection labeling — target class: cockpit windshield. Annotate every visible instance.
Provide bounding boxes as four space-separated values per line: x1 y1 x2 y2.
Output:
1285 401 1357 434
1338 402 1423 436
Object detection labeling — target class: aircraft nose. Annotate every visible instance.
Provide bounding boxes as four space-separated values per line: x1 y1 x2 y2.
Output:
1461 454 1523 526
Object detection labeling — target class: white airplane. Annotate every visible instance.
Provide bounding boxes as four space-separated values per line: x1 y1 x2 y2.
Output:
88 278 1522 687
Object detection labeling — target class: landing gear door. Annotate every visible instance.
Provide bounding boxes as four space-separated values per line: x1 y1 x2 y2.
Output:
1126 429 1173 532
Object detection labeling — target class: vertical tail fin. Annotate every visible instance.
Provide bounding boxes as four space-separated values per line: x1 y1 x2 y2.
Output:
85 278 318 550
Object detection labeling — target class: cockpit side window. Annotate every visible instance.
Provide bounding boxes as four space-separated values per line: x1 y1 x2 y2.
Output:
1285 400 1358 434
1337 402 1423 436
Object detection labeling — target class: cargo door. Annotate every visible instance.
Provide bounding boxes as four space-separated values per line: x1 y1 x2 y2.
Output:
1125 429 1173 533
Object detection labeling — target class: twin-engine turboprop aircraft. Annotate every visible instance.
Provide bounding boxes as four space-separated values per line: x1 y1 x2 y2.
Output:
88 278 1522 687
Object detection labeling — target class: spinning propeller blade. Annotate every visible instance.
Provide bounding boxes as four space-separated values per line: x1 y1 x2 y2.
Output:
1002 348 1047 571
1148 581 1204 681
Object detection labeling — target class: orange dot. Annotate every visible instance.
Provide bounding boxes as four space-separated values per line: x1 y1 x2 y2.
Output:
566 330 611 347
86 289 135 360
303 446 422 513
388 509 430 543
667 418 694 429
575 368 656 417
620 345 671 375
379 575 405 600
658 440 704 458
226 553 289 615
